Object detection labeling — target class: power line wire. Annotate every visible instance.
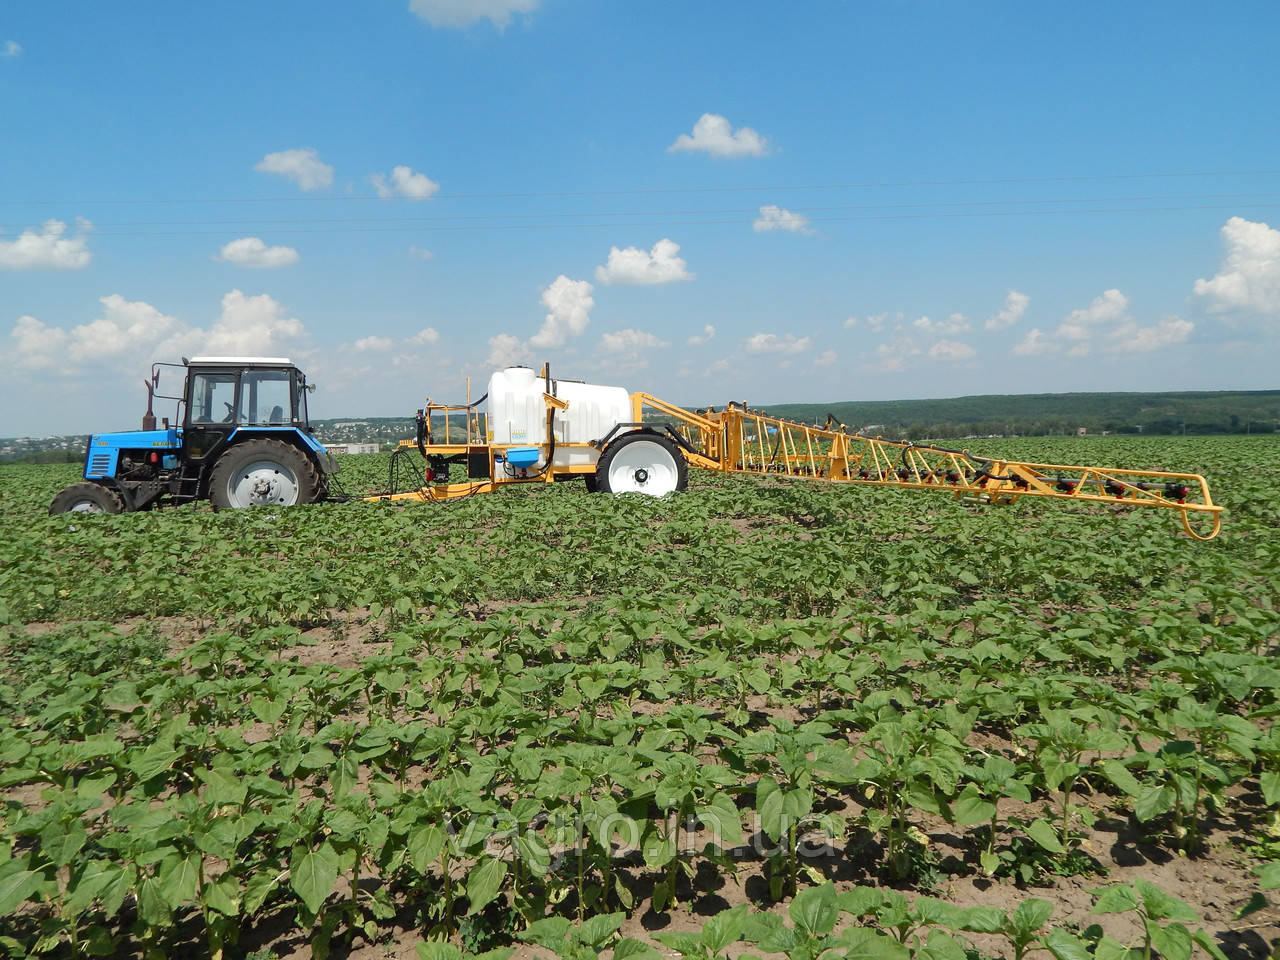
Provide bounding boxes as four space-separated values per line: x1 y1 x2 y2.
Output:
71 201 1280 238
2 168 1278 206
7 191 1275 232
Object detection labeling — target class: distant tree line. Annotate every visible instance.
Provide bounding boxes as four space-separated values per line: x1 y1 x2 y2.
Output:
761 390 1280 440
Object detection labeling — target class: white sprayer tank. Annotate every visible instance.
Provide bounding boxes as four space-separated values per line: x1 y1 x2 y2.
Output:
486 367 631 470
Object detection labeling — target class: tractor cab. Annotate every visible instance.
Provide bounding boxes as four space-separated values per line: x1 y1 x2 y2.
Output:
50 356 333 514
180 357 313 465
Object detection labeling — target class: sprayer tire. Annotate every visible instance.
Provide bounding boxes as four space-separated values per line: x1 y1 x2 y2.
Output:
596 433 687 496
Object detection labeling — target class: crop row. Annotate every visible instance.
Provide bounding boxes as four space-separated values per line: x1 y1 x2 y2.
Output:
2 602 1276 957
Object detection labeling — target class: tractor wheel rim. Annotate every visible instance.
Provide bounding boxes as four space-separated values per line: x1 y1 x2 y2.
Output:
68 499 102 513
227 459 300 506
607 441 677 495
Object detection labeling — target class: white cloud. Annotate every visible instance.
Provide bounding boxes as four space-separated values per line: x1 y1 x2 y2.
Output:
409 0 538 28
928 339 976 362
0 218 92 270
354 336 393 352
370 165 440 200
1062 288 1128 330
214 237 299 269
486 332 528 367
600 328 668 353
254 148 334 191
986 289 1030 331
1105 317 1194 353
872 334 922 371
814 349 837 367
3 291 308 379
686 324 715 346
530 276 594 348
410 327 440 345
68 295 183 363
1011 328 1057 356
595 238 693 286
8 316 68 370
754 205 812 234
668 113 770 158
200 290 305 356
744 332 811 355
1193 216 1280 317
409 245 434 260
2 41 20 57
844 314 887 332
913 313 971 335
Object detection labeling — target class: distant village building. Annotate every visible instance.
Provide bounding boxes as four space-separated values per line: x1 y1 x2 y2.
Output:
1077 427 1087 436
327 442 381 455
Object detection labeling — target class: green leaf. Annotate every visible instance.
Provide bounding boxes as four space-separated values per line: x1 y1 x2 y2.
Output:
408 824 445 874
1101 759 1142 797
701 903 748 953
135 874 171 928
836 927 910 960
613 938 662 960
1012 898 1053 936
1146 919 1192 960
1256 860 1280 890
955 905 1005 934
157 853 200 909
202 874 241 917
698 793 744 848
577 911 625 947
1043 927 1093 960
756 776 784 841
290 841 339 915
1091 884 1140 915
1025 818 1065 853
1190 928 1231 960
1260 771 1280 806
522 917 572 950
652 932 703 957
416 941 463 960
1135 879 1198 922
1134 783 1174 822
916 928 966 960
0 869 43 914
789 881 837 938
465 857 507 916
952 787 997 827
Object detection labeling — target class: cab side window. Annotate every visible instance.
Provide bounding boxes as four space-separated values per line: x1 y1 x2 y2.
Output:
190 374 238 423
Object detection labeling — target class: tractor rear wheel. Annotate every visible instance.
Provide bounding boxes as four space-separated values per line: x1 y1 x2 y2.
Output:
595 433 687 496
209 439 321 509
49 482 125 515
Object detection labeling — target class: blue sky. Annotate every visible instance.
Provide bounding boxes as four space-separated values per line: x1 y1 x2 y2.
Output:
2 1 1279 435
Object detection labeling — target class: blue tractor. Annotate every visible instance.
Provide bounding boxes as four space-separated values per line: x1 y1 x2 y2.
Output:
49 356 337 514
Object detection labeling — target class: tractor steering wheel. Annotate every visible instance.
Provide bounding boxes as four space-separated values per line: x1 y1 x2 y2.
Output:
222 401 235 423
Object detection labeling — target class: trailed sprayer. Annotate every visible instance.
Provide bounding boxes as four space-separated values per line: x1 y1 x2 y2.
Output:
379 363 1222 540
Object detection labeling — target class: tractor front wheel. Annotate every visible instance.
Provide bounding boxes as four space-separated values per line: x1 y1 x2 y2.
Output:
49 482 125 515
209 439 321 509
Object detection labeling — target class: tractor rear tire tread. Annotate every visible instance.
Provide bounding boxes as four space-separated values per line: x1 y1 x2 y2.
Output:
209 438 322 510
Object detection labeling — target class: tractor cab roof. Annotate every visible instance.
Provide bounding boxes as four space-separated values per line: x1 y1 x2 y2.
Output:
187 356 297 368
